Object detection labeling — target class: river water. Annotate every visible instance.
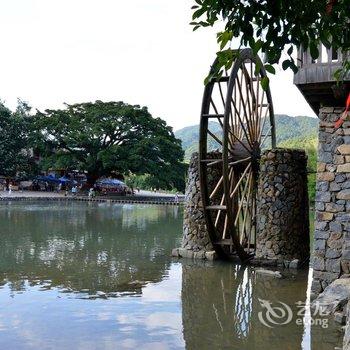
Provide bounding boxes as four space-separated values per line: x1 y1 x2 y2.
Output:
0 202 343 349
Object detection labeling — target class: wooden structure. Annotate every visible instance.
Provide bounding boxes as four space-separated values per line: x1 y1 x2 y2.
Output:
198 49 276 260
294 46 350 113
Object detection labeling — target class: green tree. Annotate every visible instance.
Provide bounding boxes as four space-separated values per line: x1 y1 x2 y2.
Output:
191 0 349 82
33 101 186 191
279 136 318 202
0 100 33 177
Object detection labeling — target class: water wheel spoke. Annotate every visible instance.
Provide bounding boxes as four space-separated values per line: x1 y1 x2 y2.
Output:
222 214 228 239
201 158 223 167
227 130 251 154
234 171 252 225
214 192 226 226
258 101 269 142
258 106 270 142
260 125 272 148
235 74 255 146
229 157 251 167
240 180 253 245
207 129 222 146
230 97 253 149
210 98 224 129
230 163 251 199
242 66 256 140
210 175 223 199
214 167 233 227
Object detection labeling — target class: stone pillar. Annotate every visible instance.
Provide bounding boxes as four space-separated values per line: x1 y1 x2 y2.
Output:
172 152 218 260
255 149 310 267
312 107 350 293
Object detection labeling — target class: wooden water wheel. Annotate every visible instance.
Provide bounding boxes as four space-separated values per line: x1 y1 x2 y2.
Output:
199 49 276 261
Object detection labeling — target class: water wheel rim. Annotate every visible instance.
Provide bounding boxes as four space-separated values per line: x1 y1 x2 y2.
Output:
222 48 275 260
198 49 276 260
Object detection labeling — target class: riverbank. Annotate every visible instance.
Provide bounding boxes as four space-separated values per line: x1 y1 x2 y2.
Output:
0 191 184 205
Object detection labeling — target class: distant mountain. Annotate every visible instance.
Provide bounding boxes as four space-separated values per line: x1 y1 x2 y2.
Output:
175 114 319 161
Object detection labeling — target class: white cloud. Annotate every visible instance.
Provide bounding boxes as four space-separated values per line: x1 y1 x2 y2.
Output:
0 0 316 131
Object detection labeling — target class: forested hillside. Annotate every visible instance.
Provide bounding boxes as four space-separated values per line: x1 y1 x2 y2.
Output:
175 114 318 161
175 114 319 201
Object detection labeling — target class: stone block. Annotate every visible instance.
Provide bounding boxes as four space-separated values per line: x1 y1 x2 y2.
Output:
336 189 350 200
315 221 328 231
205 250 217 261
327 238 343 250
325 202 344 212
316 211 334 221
316 181 329 191
338 144 350 155
325 249 342 259
311 279 322 294
314 230 329 240
317 172 335 182
321 107 335 114
317 162 326 172
314 239 326 251
313 257 325 271
337 164 350 173
330 182 341 191
178 248 194 259
171 248 179 257
335 174 347 183
329 222 342 233
342 250 350 260
334 155 345 165
326 259 341 273
315 192 331 202
289 259 301 269
193 251 206 259
341 260 350 274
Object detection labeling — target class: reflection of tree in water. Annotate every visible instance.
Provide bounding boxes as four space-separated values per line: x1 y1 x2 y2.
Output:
181 261 308 350
0 202 182 295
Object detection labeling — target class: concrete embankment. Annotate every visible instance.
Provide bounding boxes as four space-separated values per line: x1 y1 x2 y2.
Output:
0 192 183 206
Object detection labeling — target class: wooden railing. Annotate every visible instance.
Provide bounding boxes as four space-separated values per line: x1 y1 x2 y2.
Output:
294 46 348 85
297 45 347 68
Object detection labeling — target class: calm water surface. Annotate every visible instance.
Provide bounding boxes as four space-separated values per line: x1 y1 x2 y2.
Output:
0 202 343 349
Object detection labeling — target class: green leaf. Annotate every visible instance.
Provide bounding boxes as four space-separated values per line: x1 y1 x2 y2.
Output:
254 59 262 76
219 31 233 50
261 76 269 91
289 60 298 74
264 64 276 75
192 7 206 20
282 60 290 71
252 39 263 56
287 46 293 56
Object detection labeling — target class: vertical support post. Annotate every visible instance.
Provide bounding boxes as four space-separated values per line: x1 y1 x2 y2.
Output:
255 149 310 267
312 107 350 293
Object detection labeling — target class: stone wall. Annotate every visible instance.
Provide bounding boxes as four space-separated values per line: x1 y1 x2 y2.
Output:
255 148 310 267
312 106 350 293
172 152 218 260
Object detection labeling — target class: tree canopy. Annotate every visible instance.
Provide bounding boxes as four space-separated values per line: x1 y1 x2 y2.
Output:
32 101 186 191
191 0 350 83
0 100 34 178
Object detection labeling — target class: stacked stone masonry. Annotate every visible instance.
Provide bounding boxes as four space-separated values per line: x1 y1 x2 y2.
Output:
312 107 350 294
255 149 310 267
172 152 218 260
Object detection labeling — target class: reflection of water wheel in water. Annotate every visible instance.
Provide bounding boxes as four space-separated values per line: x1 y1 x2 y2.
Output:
199 49 276 261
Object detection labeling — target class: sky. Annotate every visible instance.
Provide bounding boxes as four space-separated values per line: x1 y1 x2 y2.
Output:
0 0 316 130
